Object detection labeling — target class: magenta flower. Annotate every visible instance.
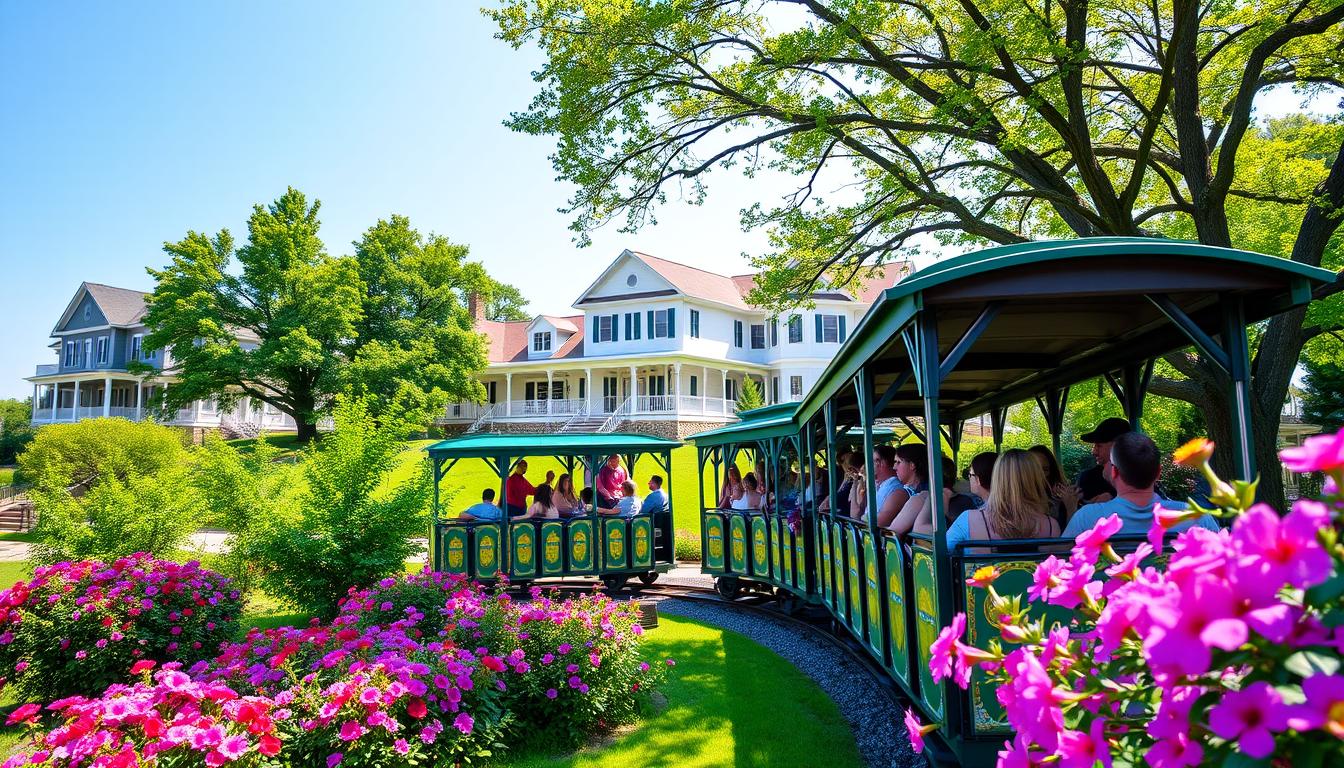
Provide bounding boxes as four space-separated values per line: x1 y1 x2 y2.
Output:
338 721 364 741
1057 718 1111 768
1232 501 1333 590
545 688 558 699
1071 514 1123 565
326 753 343 768
1285 674 1344 736
1207 682 1286 758
903 707 931 753
453 712 474 735
1279 430 1344 475
928 613 965 683
1028 557 1066 603
1145 732 1203 768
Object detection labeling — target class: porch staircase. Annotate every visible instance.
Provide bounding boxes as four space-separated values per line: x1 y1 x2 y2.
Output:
558 414 608 434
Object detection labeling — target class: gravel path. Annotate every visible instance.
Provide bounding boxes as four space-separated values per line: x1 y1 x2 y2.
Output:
653 597 920 768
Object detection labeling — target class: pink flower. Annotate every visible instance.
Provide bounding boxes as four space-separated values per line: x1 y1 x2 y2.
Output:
453 712 474 734
338 721 364 741
903 707 932 753
928 613 965 683
1207 681 1286 758
1028 557 1066 603
129 660 156 675
394 739 409 755
326 753 343 768
1279 430 1344 474
1145 574 1243 676
1057 719 1111 768
358 687 380 705
5 703 40 726
1232 501 1333 590
1145 732 1203 768
217 735 248 760
1285 674 1344 736
1071 515 1123 565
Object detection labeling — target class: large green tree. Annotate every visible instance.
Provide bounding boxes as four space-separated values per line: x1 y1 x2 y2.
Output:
490 0 1344 503
141 189 502 439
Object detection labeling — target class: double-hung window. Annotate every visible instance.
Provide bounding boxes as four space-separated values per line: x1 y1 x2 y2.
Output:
689 310 700 338
64 340 78 367
96 336 109 365
817 314 843 343
532 332 551 352
750 324 766 349
653 309 669 338
83 339 92 368
790 375 803 398
597 316 615 342
788 315 802 343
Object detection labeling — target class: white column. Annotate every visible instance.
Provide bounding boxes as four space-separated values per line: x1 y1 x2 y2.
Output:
546 370 554 416
673 363 682 414
102 375 112 417
585 368 593 414
505 373 513 417
701 365 708 415
629 365 638 413
31 384 38 422
72 380 80 421
135 379 143 421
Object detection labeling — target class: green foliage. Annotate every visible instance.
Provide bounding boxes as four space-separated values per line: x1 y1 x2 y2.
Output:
674 528 701 561
190 434 294 596
140 189 499 437
1302 354 1344 432
487 281 531 322
20 419 200 565
735 377 764 413
0 398 34 466
253 397 431 618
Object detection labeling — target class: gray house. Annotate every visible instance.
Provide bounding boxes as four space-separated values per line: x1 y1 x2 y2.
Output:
26 282 295 436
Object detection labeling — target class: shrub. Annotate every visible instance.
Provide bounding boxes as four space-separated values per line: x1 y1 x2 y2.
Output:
674 528 701 561
4 575 666 767
253 397 430 618
0 554 241 701
21 418 200 564
911 435 1344 765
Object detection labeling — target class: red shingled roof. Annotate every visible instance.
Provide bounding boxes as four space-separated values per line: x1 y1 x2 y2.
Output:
629 252 752 309
481 315 584 363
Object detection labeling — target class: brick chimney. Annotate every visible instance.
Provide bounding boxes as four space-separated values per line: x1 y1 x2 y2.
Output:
467 291 486 326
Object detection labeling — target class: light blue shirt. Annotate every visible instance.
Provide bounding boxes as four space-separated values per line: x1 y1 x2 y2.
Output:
946 511 974 551
614 495 641 518
463 502 502 522
640 489 668 515
874 476 903 516
1063 496 1219 539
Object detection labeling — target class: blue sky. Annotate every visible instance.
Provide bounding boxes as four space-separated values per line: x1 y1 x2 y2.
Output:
0 2 1324 399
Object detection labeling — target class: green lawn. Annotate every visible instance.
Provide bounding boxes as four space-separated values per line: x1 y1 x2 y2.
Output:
224 433 309 458
508 615 862 768
0 468 14 486
0 562 28 589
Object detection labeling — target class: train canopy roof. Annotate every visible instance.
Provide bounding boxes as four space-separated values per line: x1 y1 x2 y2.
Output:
795 237 1335 428
689 403 897 447
426 432 680 459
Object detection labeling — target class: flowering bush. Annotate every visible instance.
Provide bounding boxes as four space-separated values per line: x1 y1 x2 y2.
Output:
0 554 240 701
4 572 667 766
908 434 1344 766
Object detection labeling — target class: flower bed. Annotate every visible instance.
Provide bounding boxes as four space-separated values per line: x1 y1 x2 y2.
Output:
908 434 1344 766
0 554 241 701
4 573 667 767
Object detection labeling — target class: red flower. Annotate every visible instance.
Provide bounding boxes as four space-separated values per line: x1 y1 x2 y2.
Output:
129 660 156 675
6 702 41 726
258 734 282 756
406 698 427 719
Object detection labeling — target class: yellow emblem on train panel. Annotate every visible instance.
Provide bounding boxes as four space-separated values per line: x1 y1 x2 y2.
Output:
447 537 464 569
707 522 723 559
572 528 589 563
545 531 561 563
731 525 745 564
888 572 907 651
479 535 496 569
608 526 625 561
634 526 649 560
515 531 532 565
753 526 767 566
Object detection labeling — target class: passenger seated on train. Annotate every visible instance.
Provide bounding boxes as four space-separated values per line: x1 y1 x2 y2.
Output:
1063 432 1220 539
890 456 973 536
817 450 854 513
553 474 583 517
946 449 1060 551
734 473 764 510
804 461 827 506
776 465 802 509
579 487 595 514
755 459 769 496
718 465 744 509
505 460 536 517
459 489 503 522
967 451 995 507
1076 418 1130 504
871 445 919 528
596 455 628 509
845 451 870 519
1029 445 1078 528
599 480 642 518
944 456 979 520
640 475 669 515
517 483 559 520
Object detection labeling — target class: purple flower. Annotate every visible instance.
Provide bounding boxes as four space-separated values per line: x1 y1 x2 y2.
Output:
453 712 474 734
546 688 558 699
1207 682 1286 758
327 753 343 768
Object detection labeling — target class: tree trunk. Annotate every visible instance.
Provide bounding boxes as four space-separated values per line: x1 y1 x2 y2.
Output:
295 419 319 443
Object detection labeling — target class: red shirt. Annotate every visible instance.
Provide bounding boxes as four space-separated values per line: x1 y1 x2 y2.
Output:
505 473 535 508
597 463 627 498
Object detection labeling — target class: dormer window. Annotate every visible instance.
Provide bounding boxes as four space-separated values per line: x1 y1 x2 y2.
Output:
533 332 552 352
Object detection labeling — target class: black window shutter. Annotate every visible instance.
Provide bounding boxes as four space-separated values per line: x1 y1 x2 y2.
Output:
668 307 676 338
839 315 847 342
815 315 823 342
647 310 654 338
611 314 620 341
623 313 630 340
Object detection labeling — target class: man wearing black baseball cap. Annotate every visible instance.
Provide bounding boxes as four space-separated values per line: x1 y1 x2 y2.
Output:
1076 417 1130 504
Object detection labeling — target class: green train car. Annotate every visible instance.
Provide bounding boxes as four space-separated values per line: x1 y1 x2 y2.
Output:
690 238 1331 765
427 433 676 591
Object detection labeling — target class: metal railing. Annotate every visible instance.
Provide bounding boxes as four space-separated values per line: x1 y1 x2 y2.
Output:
466 403 499 433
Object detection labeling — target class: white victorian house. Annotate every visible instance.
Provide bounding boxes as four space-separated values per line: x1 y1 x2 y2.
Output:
25 282 297 439
447 250 907 438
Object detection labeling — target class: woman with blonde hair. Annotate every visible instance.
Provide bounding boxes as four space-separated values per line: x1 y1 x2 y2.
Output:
718 465 744 509
945 449 1059 551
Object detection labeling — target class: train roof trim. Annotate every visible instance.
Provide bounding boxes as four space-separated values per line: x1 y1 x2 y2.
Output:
426 432 680 458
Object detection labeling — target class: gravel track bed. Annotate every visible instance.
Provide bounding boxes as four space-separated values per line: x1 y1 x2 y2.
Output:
653 597 919 768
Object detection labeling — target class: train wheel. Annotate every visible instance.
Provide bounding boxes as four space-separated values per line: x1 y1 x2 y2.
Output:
601 575 629 594
715 576 741 600
637 572 659 586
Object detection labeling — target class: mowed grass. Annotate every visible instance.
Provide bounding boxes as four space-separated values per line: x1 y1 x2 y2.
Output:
0 468 14 486
508 615 862 768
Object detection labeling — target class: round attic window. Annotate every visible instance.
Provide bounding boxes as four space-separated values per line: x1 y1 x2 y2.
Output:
626 274 638 287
